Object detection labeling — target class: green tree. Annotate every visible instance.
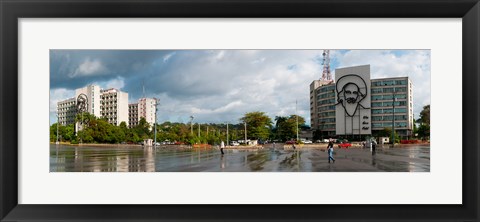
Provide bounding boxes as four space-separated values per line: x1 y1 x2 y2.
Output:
274 115 305 141
417 105 430 140
50 123 59 142
376 127 400 143
63 124 76 141
377 127 392 137
419 105 430 126
132 117 151 140
240 112 273 140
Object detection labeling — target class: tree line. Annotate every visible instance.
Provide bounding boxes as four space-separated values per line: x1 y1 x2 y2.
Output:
50 111 306 145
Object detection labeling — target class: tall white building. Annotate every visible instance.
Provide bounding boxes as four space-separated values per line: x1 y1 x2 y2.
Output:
100 88 129 126
309 64 414 139
128 103 139 128
57 84 134 128
57 97 76 126
370 77 414 137
128 98 157 128
310 80 336 137
75 85 101 117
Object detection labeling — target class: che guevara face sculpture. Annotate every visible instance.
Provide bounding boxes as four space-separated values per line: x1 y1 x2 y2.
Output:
336 74 368 116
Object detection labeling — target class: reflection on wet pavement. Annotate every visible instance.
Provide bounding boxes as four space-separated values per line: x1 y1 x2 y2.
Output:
50 144 430 172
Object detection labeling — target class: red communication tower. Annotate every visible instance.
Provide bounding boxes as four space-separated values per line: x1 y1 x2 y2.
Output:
321 50 332 81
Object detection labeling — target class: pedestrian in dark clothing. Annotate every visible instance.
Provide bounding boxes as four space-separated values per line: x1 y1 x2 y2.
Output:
220 141 225 155
327 141 335 163
371 140 377 156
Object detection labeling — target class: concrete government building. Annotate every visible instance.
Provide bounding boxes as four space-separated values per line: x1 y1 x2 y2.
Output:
56 84 157 129
310 65 414 139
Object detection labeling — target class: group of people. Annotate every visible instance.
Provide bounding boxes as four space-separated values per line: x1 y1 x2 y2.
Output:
219 139 377 164
326 139 377 164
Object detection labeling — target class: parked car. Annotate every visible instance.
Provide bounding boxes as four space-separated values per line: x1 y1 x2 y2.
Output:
285 140 296 144
338 141 352 148
230 141 240 146
304 140 313 144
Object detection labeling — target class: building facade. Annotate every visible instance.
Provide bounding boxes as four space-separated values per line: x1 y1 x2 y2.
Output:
56 84 163 130
57 85 130 127
335 65 372 136
370 77 413 137
128 98 157 128
57 97 76 126
310 81 336 137
75 85 101 117
310 64 414 139
100 88 129 126
128 103 139 128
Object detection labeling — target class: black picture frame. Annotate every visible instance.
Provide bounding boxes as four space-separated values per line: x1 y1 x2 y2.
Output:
1 0 479 221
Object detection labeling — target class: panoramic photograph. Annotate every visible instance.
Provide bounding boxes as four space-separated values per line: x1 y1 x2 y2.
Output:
50 49 430 172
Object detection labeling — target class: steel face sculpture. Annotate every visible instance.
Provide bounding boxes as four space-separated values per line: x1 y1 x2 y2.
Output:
335 65 371 136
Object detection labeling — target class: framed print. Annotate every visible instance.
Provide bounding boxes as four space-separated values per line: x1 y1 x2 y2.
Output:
1 0 479 221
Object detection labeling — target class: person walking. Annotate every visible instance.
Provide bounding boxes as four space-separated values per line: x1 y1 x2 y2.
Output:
371 139 377 156
327 141 335 163
220 141 225 155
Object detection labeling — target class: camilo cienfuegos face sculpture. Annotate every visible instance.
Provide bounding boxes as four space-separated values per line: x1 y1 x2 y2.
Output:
336 74 369 117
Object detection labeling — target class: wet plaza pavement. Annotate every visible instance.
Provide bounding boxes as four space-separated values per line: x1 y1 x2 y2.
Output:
50 144 430 172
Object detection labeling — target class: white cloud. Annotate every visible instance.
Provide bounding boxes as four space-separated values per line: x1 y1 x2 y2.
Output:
50 50 430 126
149 50 323 124
69 57 107 78
49 88 75 112
163 52 176 63
333 50 431 119
93 76 125 90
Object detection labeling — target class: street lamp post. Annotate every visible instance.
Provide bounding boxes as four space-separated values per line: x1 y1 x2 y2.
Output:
80 111 83 144
296 100 299 142
154 98 160 147
190 116 194 135
391 92 396 147
56 111 59 144
244 122 247 145
226 122 229 146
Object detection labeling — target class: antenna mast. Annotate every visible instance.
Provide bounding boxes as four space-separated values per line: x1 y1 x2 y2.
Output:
321 50 332 81
142 80 146 99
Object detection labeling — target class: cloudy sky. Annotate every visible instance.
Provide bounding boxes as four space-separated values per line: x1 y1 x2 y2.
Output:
50 49 431 125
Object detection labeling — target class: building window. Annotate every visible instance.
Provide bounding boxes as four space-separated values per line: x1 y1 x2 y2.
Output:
395 87 407 92
383 108 393 114
372 88 383 94
383 88 394 93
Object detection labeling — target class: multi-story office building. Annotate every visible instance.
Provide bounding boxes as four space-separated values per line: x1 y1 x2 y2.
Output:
370 77 413 137
76 85 101 117
310 80 336 137
310 65 414 139
57 84 101 126
128 98 157 128
100 88 129 126
57 97 76 126
57 85 130 127
128 103 139 128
